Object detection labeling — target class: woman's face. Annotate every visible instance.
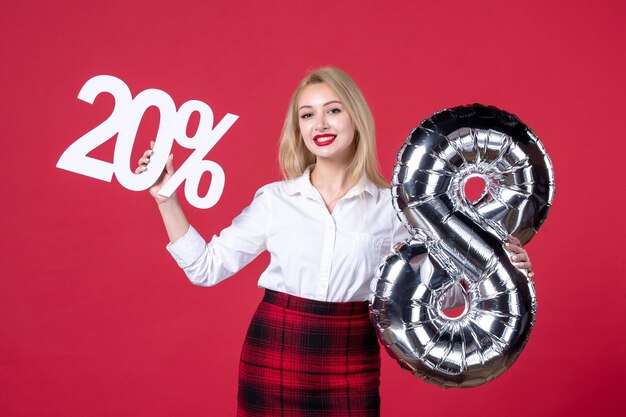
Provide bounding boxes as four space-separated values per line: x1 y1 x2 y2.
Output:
297 83 356 164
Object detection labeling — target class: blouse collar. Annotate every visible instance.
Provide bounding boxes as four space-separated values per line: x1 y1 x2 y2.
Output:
284 166 381 201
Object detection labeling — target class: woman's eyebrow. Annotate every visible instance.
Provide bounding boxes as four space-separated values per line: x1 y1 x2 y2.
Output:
298 100 342 111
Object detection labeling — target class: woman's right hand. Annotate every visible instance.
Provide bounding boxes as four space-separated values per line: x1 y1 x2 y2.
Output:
135 140 176 205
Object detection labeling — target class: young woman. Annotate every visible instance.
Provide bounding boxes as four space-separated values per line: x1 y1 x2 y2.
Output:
136 67 533 416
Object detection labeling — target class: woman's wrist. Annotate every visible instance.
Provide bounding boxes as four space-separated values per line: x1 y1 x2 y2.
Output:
156 191 178 206
157 195 181 214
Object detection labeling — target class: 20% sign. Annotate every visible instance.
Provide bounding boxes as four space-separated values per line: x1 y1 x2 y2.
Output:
57 75 238 209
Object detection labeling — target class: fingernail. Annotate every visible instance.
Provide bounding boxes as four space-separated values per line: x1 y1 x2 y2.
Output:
512 255 517 261
148 150 153 155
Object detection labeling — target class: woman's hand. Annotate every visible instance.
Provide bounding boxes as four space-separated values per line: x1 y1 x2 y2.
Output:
135 141 190 243
135 141 176 205
504 235 534 278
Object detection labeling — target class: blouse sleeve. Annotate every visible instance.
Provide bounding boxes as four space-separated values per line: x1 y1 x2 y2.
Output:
166 186 270 286
390 211 411 248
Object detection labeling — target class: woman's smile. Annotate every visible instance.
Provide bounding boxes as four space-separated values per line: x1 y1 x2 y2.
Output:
313 133 337 146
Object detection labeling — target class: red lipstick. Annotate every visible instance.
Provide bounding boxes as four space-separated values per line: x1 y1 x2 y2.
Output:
313 134 336 147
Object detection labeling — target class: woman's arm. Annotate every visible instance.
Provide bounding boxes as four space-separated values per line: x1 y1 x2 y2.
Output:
156 196 190 244
136 141 189 243
137 142 269 286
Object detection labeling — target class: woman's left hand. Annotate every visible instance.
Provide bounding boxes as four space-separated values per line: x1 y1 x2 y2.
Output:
504 235 534 278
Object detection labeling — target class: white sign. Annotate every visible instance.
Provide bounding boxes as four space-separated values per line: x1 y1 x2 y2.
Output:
57 75 238 208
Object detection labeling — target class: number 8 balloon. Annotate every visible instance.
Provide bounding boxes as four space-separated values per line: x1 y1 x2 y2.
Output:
370 104 555 388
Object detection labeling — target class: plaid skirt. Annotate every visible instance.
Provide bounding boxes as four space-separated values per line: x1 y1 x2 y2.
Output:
237 289 381 417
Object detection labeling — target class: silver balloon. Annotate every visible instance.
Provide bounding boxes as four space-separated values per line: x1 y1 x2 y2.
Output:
370 104 555 388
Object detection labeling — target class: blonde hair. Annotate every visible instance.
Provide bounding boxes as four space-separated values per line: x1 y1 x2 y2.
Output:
278 67 388 188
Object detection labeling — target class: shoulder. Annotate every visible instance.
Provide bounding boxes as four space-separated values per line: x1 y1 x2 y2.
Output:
249 178 303 207
362 179 393 206
255 169 313 198
365 182 402 228
254 178 295 198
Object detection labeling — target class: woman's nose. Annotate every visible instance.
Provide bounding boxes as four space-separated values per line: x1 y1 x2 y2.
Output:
315 114 329 131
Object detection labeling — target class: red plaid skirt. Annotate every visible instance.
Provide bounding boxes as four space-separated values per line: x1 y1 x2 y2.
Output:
237 290 381 417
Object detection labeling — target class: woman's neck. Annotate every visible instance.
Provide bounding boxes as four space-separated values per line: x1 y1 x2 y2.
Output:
310 159 356 213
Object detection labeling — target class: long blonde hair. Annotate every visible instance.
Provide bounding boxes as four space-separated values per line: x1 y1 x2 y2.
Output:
278 67 388 188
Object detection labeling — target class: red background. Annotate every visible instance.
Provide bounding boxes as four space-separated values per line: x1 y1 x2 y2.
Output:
2 1 625 416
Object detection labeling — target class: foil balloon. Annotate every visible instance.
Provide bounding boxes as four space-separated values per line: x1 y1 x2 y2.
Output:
370 104 555 388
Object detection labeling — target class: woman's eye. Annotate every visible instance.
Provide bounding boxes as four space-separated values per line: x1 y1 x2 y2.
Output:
328 108 341 114
300 113 313 119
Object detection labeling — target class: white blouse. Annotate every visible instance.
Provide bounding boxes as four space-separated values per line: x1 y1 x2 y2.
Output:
166 168 409 302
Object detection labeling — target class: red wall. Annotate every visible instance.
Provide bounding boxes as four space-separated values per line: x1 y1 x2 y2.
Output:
2 1 624 416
